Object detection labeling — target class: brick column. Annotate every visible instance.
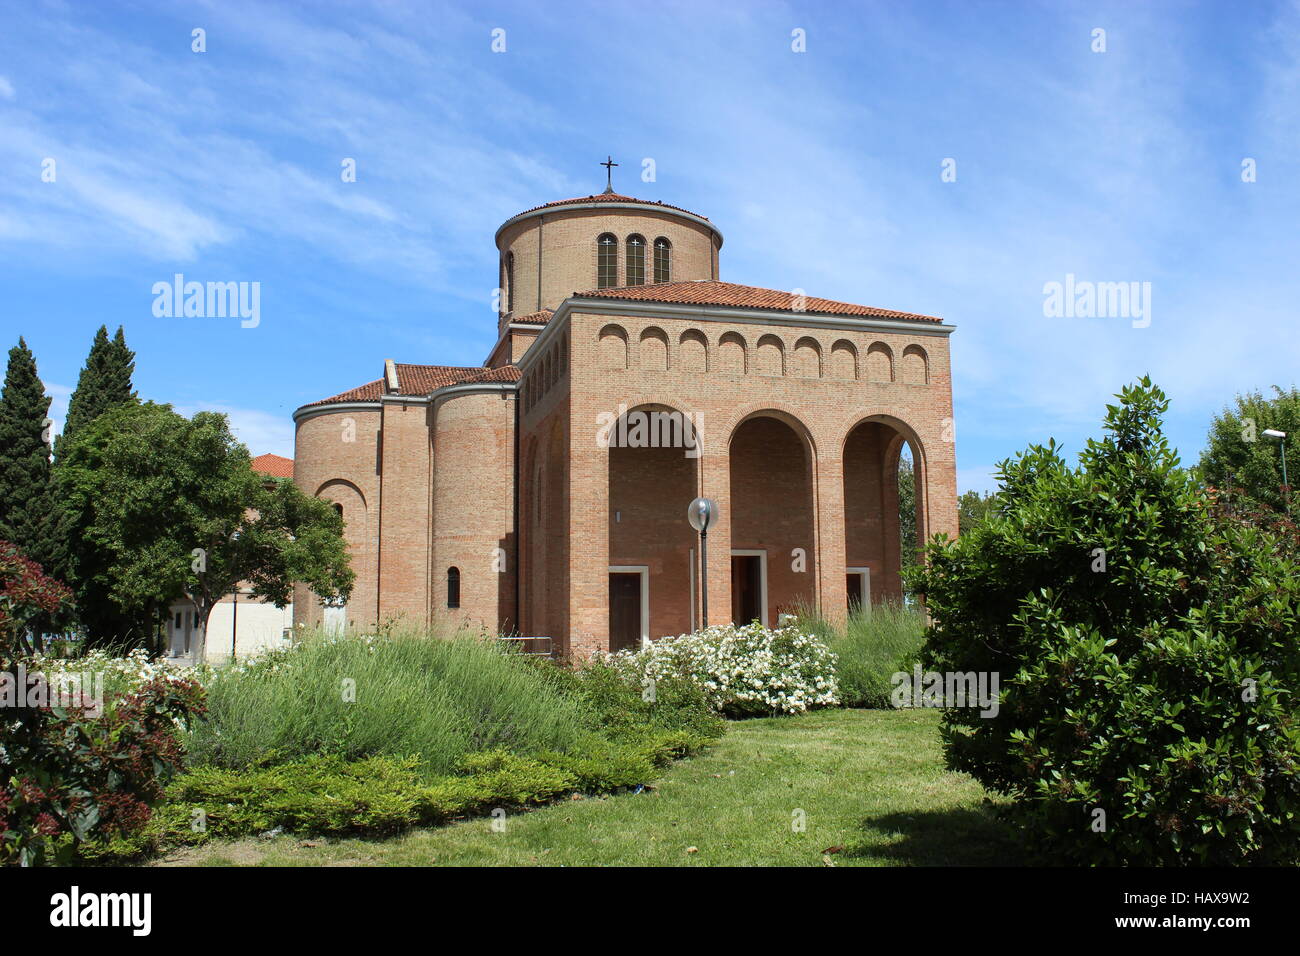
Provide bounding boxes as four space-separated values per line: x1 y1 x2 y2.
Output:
567 403 609 658
699 439 731 628
816 451 848 627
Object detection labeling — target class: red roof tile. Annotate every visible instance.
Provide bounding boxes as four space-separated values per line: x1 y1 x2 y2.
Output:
302 365 521 411
251 453 293 479
305 379 385 407
394 364 522 394
511 309 553 325
571 279 942 323
508 193 711 222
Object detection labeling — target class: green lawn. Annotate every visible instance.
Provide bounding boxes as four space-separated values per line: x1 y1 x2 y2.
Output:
155 709 1027 867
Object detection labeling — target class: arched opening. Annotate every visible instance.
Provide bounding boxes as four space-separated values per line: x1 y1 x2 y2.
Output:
315 479 367 631
728 414 816 625
842 418 925 609
607 404 700 650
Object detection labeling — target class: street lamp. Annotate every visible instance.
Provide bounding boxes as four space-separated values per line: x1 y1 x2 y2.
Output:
687 497 719 628
1263 429 1290 514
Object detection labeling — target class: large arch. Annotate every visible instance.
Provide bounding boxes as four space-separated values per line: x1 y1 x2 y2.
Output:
727 411 816 626
312 478 369 632
607 403 701 650
841 415 926 608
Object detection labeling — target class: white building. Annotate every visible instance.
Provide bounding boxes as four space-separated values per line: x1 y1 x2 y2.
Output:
164 454 296 664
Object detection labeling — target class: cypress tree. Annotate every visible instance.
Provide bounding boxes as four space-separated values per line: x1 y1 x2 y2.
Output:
50 326 140 646
0 338 55 567
58 325 137 454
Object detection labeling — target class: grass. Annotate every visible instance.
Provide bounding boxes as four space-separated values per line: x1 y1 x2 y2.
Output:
154 708 1026 867
184 629 591 777
801 602 927 707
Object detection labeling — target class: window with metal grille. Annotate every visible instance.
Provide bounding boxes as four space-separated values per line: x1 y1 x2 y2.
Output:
654 237 671 283
597 234 617 288
626 234 646 286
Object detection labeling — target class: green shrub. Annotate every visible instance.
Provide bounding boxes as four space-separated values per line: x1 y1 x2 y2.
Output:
1 669 204 866
911 379 1300 865
82 729 718 861
800 602 926 707
562 655 725 741
185 629 589 777
78 626 726 862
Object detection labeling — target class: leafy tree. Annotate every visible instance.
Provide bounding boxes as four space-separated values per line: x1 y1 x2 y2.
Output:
56 402 354 659
1200 385 1300 513
909 378 1300 865
47 326 138 593
957 489 996 535
0 339 56 568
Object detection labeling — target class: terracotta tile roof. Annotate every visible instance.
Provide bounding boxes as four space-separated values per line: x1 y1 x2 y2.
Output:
302 365 521 410
571 279 943 323
304 379 385 407
251 453 293 479
510 193 711 222
393 363 522 394
511 309 553 325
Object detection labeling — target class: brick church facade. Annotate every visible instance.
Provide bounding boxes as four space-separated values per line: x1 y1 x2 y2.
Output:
292 187 958 658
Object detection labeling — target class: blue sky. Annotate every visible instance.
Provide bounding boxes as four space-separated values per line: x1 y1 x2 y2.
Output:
2 0 1297 492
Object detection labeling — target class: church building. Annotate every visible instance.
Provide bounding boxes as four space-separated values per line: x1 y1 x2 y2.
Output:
291 176 958 658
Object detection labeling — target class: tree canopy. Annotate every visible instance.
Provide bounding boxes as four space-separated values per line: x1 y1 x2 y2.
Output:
56 402 353 656
909 378 1300 864
0 339 55 568
1200 385 1300 513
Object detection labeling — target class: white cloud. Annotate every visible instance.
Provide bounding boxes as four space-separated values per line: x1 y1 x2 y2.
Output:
0 75 14 100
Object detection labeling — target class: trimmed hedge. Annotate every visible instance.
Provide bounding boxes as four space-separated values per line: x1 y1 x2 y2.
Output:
80 728 712 860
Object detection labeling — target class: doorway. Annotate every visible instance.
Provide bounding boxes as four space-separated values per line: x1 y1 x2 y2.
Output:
323 603 347 636
730 550 767 626
847 567 871 613
608 566 648 652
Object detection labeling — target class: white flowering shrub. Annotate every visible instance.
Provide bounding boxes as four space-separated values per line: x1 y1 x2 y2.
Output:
28 647 199 695
602 622 839 716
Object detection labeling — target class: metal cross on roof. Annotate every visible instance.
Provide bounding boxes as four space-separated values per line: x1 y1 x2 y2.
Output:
600 155 619 194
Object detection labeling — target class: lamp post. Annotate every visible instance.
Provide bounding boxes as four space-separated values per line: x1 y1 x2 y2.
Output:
1263 429 1290 514
687 497 719 628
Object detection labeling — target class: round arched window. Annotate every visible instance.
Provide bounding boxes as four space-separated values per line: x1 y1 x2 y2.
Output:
596 234 617 288
654 237 671 283
626 234 646 286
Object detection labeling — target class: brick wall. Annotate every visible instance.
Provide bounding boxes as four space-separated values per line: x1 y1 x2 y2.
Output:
498 206 718 316
292 406 382 630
